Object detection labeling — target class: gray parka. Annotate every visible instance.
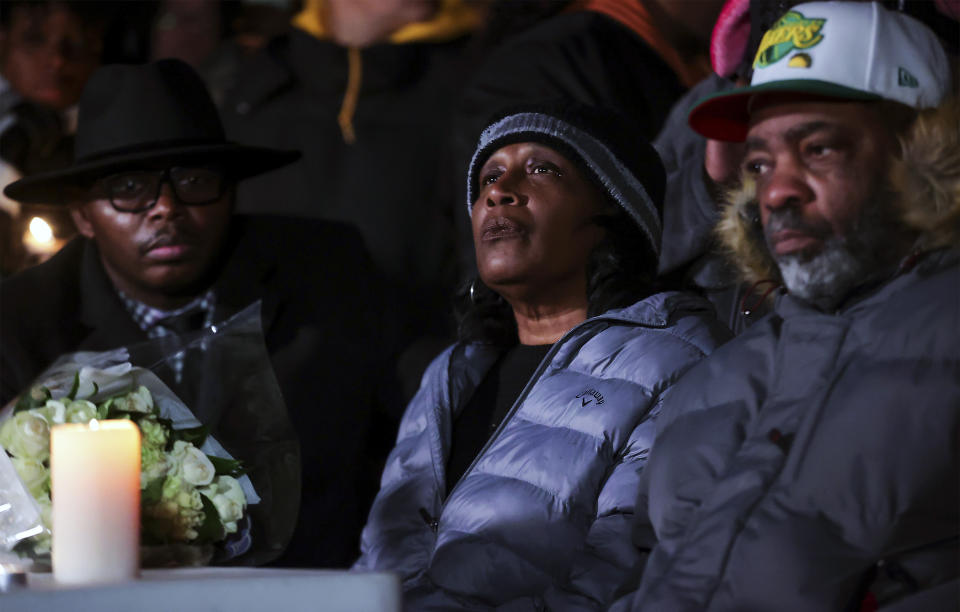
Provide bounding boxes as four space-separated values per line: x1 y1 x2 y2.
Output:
612 101 960 611
354 292 730 610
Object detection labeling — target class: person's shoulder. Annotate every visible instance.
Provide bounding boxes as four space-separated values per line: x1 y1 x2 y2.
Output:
576 293 728 389
422 343 461 385
501 9 640 47
221 31 301 116
0 239 85 367
895 249 959 305
849 249 960 354
229 215 382 302
468 8 658 84
916 250 960 304
1 238 84 308
656 307 782 405
611 291 733 354
233 214 369 254
235 213 361 236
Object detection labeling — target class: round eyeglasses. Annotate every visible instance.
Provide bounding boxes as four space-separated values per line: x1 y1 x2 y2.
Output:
98 167 226 213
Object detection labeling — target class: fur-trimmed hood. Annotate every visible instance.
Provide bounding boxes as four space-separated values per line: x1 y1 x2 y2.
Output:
716 99 960 287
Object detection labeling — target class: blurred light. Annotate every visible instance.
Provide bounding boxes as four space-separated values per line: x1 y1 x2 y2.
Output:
24 215 61 257
28 217 54 244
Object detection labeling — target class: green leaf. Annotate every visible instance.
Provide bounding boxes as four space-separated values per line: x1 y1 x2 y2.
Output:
100 387 134 402
96 398 112 419
208 455 246 477
14 394 35 414
105 403 146 420
172 425 209 448
195 494 225 543
66 371 80 400
142 477 165 504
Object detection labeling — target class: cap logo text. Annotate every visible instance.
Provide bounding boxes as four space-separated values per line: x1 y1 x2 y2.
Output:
898 67 919 88
753 11 826 69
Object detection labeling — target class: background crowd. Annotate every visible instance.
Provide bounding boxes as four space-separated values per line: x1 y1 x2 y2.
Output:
2 0 957 351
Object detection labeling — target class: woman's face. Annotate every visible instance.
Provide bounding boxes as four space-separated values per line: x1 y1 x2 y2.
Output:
472 142 609 302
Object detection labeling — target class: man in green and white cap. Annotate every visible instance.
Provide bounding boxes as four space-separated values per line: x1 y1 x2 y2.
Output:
611 2 959 610
688 0 952 310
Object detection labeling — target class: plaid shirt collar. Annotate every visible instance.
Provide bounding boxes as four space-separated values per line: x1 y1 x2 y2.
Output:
119 289 216 336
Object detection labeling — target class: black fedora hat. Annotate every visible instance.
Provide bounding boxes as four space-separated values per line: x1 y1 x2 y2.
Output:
4 58 299 204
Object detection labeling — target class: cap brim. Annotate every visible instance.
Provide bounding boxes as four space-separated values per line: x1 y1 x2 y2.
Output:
688 80 882 142
4 143 300 204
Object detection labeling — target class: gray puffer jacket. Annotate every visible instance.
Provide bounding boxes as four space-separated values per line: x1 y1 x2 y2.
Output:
612 101 960 611
354 292 730 610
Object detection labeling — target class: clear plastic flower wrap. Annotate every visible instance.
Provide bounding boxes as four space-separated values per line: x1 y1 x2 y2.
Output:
0 302 300 568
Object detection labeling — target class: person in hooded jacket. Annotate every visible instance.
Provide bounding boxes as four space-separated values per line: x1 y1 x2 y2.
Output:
610 3 959 610
353 106 731 610
220 0 483 395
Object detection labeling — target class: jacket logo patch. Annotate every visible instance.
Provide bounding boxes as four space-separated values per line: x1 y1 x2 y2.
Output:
753 11 826 69
576 389 604 407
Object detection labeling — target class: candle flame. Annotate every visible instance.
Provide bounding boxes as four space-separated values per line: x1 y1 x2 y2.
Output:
88 419 100 430
28 217 54 244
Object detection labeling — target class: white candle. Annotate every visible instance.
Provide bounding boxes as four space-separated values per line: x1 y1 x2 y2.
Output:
51 420 141 584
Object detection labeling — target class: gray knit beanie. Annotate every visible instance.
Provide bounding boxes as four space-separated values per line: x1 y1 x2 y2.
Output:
467 106 665 258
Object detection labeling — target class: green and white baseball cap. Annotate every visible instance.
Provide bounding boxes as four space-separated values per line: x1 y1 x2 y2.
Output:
689 1 951 141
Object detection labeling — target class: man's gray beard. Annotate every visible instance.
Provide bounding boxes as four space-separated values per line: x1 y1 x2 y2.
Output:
769 192 902 311
777 238 869 309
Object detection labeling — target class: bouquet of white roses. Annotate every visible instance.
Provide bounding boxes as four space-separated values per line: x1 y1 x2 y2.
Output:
0 303 298 567
0 361 258 563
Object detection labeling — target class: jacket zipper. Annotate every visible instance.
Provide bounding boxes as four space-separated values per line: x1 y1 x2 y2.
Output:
421 339 564 546
419 507 439 533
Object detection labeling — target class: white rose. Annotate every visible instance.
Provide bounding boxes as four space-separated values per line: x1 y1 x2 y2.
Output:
0 410 51 461
169 440 215 486
64 399 97 423
113 385 154 414
217 475 246 507
200 476 246 533
40 400 66 425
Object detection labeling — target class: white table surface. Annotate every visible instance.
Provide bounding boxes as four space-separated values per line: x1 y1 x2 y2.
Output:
1 567 401 611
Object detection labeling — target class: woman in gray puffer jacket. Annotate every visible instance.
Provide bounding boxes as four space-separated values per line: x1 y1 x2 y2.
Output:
354 107 731 610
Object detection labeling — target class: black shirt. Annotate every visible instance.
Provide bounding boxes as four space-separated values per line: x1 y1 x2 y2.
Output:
445 342 552 494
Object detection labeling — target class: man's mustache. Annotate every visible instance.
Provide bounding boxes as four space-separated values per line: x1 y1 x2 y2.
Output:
764 209 831 243
139 225 199 254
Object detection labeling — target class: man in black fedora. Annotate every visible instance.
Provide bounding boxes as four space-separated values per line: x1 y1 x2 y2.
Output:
1 59 402 568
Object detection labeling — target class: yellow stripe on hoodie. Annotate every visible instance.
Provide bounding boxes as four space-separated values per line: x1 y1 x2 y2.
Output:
292 0 481 144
